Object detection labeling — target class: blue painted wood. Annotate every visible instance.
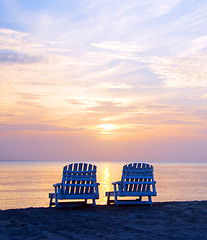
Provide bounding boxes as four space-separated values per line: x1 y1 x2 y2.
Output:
106 162 157 206
49 163 100 207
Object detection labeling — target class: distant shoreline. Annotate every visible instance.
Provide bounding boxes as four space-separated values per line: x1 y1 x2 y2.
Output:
1 201 207 240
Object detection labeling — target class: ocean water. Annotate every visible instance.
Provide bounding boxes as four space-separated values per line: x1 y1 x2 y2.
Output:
0 161 207 210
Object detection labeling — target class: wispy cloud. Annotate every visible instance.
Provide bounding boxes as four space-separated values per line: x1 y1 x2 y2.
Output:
92 41 144 52
189 94 207 100
142 54 207 88
145 0 183 18
0 123 83 134
0 50 44 64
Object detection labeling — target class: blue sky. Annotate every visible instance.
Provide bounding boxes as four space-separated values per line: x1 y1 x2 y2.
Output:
0 0 207 162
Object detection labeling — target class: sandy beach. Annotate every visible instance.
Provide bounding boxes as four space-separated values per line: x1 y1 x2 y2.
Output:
0 201 207 240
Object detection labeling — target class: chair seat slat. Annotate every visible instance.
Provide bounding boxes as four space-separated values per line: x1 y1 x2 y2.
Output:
64 170 96 174
64 183 97 187
63 176 96 180
124 175 153 179
124 181 155 185
123 169 153 173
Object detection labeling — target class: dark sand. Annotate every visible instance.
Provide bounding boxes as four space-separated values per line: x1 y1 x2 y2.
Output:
0 201 207 240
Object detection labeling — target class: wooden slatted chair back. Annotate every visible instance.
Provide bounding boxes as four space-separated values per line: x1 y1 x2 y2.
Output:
121 163 156 194
61 163 98 196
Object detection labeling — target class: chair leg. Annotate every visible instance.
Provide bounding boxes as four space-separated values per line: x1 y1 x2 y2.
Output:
49 195 53 207
54 187 59 207
148 196 152 206
114 192 118 206
85 199 87 205
55 194 58 207
107 194 111 205
113 185 118 206
92 199 96 206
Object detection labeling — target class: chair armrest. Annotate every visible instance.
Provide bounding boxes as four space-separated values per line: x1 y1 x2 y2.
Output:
97 183 100 185
112 181 121 185
53 183 62 187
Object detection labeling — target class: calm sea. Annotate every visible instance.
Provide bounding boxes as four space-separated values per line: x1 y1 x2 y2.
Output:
0 161 207 210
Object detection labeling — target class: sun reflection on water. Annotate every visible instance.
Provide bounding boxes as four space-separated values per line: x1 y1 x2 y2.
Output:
101 166 111 190
98 164 113 204
97 162 123 204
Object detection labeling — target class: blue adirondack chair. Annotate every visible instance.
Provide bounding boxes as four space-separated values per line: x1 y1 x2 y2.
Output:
105 163 157 206
49 163 100 207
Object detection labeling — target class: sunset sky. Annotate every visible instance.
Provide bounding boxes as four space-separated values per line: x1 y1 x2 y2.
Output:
0 0 207 162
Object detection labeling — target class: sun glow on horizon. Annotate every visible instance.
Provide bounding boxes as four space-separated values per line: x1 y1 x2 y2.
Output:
96 124 120 134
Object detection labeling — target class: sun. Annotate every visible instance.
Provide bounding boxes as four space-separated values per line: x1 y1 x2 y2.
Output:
97 124 119 134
